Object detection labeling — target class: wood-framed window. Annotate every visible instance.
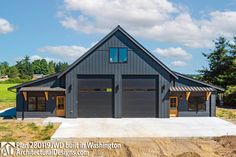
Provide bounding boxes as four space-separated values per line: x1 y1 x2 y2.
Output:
28 96 46 111
188 95 206 111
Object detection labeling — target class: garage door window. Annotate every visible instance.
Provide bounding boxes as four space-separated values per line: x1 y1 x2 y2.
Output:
79 88 112 92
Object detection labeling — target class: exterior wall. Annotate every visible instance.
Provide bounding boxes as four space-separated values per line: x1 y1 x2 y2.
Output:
15 74 66 118
66 30 173 118
16 91 65 118
170 91 216 117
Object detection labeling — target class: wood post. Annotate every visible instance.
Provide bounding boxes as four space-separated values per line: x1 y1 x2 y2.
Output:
22 92 27 101
206 91 212 101
45 92 48 101
186 92 191 100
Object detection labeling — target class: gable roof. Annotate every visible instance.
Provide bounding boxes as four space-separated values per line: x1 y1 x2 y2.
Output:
8 72 60 91
58 25 178 79
174 71 225 91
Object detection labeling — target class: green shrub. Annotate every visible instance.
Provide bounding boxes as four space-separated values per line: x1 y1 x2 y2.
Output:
27 123 38 131
224 86 236 106
0 78 31 84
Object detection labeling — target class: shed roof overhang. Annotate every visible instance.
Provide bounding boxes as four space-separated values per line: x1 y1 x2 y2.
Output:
170 86 215 92
19 87 65 92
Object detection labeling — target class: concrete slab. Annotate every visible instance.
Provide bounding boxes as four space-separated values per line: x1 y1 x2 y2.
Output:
43 117 236 139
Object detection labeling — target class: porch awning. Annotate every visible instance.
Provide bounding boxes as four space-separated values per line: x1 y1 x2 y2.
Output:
19 87 66 92
170 86 215 92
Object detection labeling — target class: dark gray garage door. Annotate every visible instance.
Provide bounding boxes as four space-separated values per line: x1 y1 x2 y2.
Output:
122 75 158 117
77 75 114 118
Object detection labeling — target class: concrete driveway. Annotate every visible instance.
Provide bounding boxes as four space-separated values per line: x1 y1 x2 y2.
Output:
44 117 236 139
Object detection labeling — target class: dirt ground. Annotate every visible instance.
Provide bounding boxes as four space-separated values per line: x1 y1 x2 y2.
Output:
55 136 236 157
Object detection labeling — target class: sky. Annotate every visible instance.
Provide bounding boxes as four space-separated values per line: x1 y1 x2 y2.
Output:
0 0 236 74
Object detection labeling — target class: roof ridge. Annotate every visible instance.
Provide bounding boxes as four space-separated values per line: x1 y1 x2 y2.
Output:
57 25 178 79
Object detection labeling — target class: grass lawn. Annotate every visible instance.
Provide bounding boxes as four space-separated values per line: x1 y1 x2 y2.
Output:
216 107 236 124
0 83 18 110
0 120 60 141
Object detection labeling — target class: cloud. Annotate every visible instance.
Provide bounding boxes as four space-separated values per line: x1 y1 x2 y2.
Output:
16 55 61 63
154 47 192 60
171 60 187 67
0 18 14 34
38 45 89 60
58 0 236 48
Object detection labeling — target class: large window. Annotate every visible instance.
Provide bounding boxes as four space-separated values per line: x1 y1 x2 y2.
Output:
188 95 206 111
28 97 36 111
109 47 127 63
28 96 46 111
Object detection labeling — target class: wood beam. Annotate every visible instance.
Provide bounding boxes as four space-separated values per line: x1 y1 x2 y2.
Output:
45 92 48 101
186 92 191 101
22 92 27 101
206 91 212 101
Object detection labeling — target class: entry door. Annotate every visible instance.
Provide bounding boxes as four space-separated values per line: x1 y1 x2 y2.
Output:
169 97 178 117
56 96 66 117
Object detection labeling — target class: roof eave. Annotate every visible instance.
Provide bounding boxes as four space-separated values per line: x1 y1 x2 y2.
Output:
174 72 225 92
8 73 60 91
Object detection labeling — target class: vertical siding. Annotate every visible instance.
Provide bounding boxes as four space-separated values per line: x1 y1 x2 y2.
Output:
16 91 64 118
170 92 211 117
66 32 172 118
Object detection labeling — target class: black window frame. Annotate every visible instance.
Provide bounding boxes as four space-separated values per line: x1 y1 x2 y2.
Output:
27 96 46 112
187 95 206 112
109 47 128 63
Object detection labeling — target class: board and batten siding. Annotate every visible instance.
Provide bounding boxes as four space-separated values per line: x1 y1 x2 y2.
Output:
173 76 217 117
65 31 173 118
16 76 64 118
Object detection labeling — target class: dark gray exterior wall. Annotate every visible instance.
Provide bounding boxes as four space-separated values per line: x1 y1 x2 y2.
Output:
16 76 65 118
16 91 65 118
172 76 217 117
170 92 216 117
65 30 173 118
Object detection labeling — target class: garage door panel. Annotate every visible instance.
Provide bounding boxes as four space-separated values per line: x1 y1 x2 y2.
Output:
122 76 157 117
77 76 113 118
123 79 156 89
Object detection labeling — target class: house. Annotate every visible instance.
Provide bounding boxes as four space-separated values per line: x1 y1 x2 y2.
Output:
32 74 44 80
8 25 224 119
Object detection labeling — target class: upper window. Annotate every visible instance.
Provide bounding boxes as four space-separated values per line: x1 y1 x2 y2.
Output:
109 48 127 63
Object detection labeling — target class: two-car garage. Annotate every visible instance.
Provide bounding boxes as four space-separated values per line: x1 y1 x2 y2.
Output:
77 75 158 118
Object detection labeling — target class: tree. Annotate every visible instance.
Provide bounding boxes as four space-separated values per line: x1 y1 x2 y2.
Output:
199 36 236 105
16 56 33 79
0 61 9 76
55 62 69 72
199 37 231 88
48 61 55 74
32 60 42 74
32 59 48 75
8 66 19 78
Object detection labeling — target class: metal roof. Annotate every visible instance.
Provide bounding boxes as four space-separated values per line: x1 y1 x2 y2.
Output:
170 86 215 92
19 87 65 92
173 71 225 91
8 73 60 90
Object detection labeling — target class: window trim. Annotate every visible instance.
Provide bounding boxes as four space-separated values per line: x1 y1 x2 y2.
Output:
27 96 46 112
109 47 128 63
187 95 206 112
